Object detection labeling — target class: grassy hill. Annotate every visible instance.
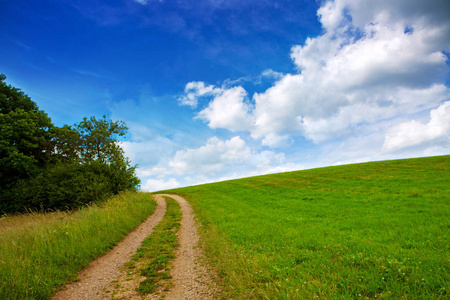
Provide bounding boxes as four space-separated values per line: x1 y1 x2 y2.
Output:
166 155 449 299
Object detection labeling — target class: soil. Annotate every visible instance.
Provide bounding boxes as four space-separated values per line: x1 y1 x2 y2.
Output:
52 194 218 300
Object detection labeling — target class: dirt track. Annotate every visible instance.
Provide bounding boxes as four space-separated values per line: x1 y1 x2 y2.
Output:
159 194 216 300
52 194 217 300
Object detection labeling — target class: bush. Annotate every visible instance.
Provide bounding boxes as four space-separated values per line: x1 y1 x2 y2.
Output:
4 161 136 212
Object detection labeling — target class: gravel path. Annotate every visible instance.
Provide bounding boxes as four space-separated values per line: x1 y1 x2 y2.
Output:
52 196 166 300
110 194 218 299
52 194 218 299
159 194 217 300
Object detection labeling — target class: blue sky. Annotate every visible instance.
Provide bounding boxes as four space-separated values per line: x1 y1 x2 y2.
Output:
1 0 449 191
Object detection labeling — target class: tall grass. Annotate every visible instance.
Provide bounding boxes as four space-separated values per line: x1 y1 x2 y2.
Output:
0 191 156 299
168 155 450 299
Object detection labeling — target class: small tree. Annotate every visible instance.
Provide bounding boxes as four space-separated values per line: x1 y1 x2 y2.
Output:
75 115 128 164
72 115 141 195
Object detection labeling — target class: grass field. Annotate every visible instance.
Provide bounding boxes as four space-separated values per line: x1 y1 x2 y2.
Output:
0 192 157 299
167 155 450 299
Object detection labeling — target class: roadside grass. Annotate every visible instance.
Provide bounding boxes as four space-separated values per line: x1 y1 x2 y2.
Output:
0 191 157 300
167 155 450 299
125 196 181 295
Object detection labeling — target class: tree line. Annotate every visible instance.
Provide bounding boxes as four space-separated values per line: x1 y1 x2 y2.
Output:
0 74 140 213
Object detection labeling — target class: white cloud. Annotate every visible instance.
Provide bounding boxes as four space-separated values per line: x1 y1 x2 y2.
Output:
127 0 450 192
261 69 284 80
260 134 292 148
142 135 303 188
178 81 219 108
142 178 180 192
179 82 254 132
382 101 450 152
197 86 254 132
252 0 450 144
246 150 303 175
120 135 175 167
169 136 250 174
178 0 450 149
319 0 450 43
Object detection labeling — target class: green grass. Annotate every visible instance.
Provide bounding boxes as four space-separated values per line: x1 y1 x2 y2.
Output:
167 155 450 299
0 191 157 300
130 196 182 295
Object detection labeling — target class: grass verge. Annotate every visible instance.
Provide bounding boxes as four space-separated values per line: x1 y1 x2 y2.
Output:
125 196 182 295
167 155 450 299
0 191 157 299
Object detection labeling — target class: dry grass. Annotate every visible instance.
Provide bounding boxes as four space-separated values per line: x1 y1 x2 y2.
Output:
0 210 70 234
0 192 157 299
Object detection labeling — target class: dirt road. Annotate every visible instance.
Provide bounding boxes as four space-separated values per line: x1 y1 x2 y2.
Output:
158 194 216 300
52 194 217 300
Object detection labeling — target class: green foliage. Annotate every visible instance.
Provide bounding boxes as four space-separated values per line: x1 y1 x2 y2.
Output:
51 125 81 163
0 192 157 300
168 155 450 299
0 74 54 189
0 74 140 213
10 161 113 212
75 115 127 164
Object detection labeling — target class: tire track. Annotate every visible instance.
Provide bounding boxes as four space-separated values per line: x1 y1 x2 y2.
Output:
157 194 217 300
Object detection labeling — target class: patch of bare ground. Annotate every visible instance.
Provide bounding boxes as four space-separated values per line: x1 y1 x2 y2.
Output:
52 196 166 300
110 194 219 300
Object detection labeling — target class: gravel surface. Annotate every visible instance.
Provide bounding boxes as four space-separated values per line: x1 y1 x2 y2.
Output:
52 194 219 300
52 196 166 300
110 194 219 300
160 194 217 300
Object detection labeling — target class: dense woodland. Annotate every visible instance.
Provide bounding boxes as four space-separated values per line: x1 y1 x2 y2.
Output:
0 74 140 213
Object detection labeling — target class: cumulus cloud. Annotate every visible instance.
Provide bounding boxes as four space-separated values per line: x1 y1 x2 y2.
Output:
382 101 450 152
179 81 255 132
253 0 450 144
179 0 450 148
146 135 301 184
197 86 254 132
169 136 250 174
135 0 450 192
178 81 255 131
178 81 219 108
131 133 306 191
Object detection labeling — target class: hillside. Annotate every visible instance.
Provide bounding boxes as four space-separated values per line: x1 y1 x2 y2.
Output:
167 155 450 299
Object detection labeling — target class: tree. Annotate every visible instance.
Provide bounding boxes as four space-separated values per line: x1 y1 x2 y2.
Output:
75 115 128 164
0 75 140 213
0 74 54 190
71 116 140 195
51 125 81 163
